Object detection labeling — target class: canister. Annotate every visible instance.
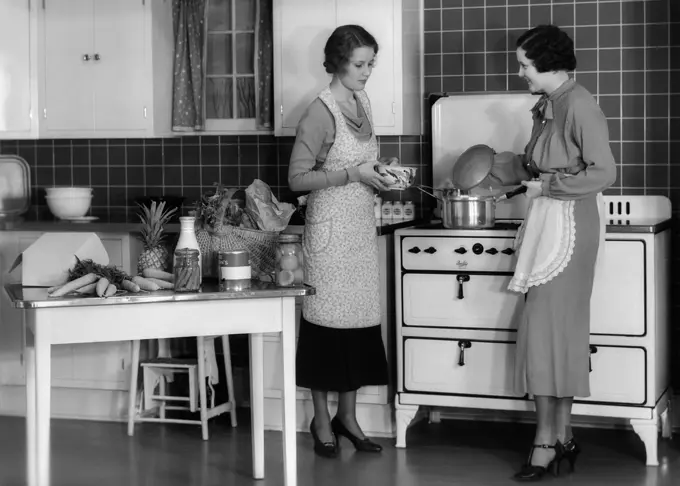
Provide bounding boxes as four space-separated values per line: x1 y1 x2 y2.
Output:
218 249 251 291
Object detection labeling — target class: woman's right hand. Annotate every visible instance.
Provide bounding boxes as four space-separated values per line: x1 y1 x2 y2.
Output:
357 161 390 191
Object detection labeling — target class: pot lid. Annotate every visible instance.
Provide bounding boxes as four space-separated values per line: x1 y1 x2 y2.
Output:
450 144 495 191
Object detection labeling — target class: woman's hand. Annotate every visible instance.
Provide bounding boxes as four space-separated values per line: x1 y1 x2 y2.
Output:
358 161 390 191
378 156 400 167
521 179 543 199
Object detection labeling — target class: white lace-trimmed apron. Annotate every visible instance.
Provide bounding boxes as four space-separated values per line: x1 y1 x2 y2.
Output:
508 193 605 293
301 88 381 329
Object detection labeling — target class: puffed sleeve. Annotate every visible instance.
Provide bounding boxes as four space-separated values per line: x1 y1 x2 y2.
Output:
539 97 617 199
288 99 361 192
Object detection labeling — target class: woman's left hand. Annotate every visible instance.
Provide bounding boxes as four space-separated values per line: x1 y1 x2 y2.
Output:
521 179 543 199
378 156 400 166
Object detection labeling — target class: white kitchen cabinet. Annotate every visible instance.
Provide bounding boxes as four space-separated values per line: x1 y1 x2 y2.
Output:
0 231 136 391
0 0 39 139
273 0 421 136
37 0 174 138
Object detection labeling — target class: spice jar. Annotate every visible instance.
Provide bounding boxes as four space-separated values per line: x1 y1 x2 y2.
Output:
174 248 201 292
276 234 303 286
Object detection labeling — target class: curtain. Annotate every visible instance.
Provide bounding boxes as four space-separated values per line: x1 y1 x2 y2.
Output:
255 0 273 130
171 0 207 132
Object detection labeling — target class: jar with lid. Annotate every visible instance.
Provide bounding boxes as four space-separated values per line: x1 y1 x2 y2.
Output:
174 248 201 292
276 234 304 286
392 201 404 221
403 201 415 221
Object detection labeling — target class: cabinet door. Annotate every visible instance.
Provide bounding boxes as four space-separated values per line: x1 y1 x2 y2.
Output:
92 0 147 131
336 0 395 130
0 0 34 136
43 0 95 132
275 0 335 132
590 240 645 336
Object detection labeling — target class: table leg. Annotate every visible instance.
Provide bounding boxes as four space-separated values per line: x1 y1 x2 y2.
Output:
249 333 265 479
127 340 141 436
24 315 37 486
281 298 297 486
34 329 52 486
196 336 209 441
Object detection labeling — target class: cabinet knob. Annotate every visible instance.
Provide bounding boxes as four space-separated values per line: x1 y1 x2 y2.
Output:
456 274 470 299
589 345 598 372
94 53 101 61
83 54 91 61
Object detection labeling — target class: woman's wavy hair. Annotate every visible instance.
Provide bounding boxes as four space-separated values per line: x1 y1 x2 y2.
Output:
323 25 378 75
516 24 577 73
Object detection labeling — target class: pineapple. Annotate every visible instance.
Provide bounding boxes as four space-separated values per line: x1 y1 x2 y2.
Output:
136 201 178 274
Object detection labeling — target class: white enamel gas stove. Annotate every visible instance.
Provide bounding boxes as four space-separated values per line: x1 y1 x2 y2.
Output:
393 93 673 466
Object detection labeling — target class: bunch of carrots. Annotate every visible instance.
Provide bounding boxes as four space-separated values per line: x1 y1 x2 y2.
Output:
47 258 175 298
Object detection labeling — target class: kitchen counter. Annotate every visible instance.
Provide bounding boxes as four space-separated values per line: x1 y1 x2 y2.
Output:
0 219 424 236
5 281 314 309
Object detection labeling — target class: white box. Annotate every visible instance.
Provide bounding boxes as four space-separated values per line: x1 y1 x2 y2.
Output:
9 232 110 287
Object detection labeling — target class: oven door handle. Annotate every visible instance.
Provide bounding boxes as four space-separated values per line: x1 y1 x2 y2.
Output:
456 274 470 299
458 340 472 366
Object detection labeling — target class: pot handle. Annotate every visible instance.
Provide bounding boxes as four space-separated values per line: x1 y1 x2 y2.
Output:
495 184 528 202
414 185 443 202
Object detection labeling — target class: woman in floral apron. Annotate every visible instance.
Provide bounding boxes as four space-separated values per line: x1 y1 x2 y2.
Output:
288 25 394 458
491 25 616 481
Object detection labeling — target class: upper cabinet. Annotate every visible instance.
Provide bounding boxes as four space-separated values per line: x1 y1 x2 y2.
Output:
36 0 175 139
273 0 422 137
0 0 39 139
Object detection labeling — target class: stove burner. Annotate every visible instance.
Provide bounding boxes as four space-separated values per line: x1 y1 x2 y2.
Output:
413 220 522 231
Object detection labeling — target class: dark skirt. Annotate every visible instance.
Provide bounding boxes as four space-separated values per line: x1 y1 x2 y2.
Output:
296 316 389 392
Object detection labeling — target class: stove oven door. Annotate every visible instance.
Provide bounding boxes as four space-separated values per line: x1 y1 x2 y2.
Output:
402 273 524 331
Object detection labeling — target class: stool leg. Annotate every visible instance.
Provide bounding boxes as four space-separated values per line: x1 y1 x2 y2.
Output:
127 340 141 436
159 377 167 420
196 337 209 441
221 335 238 427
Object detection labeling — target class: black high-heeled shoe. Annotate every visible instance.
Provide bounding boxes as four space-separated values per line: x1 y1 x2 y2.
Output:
331 416 382 453
562 438 581 472
513 441 564 482
309 418 338 458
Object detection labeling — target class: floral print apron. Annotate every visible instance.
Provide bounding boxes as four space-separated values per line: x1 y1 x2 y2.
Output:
302 87 381 329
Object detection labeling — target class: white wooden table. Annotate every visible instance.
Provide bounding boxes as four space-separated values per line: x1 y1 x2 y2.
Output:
5 281 314 486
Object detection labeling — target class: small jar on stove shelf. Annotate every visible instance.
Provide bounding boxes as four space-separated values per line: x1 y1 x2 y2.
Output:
276 234 304 286
173 248 201 292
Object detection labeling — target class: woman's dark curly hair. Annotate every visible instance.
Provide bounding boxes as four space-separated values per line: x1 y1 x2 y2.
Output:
516 25 577 73
323 25 378 75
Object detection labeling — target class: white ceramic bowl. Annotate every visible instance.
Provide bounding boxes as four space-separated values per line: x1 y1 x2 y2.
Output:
45 194 93 219
45 186 93 198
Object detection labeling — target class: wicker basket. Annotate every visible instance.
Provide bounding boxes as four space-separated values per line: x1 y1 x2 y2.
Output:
196 222 279 278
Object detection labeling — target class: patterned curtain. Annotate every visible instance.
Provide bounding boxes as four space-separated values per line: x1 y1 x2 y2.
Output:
255 0 273 130
171 0 207 132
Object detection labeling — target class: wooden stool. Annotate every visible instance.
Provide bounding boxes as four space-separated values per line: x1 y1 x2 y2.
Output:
127 335 237 440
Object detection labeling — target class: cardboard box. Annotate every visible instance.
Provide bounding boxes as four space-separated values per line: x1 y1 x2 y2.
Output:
10 232 110 287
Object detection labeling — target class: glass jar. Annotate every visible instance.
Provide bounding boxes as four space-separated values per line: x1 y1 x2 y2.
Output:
174 248 201 292
276 234 303 286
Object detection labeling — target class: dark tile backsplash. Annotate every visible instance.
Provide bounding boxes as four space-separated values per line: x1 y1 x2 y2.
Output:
0 0 678 223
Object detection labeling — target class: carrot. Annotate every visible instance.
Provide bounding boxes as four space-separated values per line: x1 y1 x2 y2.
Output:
47 285 62 294
74 283 97 295
121 279 141 293
132 276 161 291
175 268 191 289
144 277 174 289
104 283 117 297
142 268 174 282
96 277 110 297
49 273 99 297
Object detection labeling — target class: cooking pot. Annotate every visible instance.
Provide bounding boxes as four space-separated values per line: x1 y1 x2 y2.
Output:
417 185 527 229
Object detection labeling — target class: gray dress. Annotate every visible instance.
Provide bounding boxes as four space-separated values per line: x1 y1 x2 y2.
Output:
511 80 617 398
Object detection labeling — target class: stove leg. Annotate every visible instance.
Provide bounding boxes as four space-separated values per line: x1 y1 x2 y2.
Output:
660 398 673 440
395 403 418 448
630 418 659 466
428 409 441 424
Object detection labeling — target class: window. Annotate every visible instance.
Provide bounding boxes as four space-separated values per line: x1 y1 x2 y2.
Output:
205 0 258 132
